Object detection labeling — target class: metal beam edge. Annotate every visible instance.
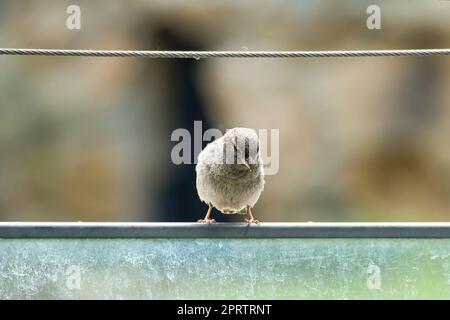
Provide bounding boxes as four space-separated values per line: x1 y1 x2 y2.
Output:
1 222 450 238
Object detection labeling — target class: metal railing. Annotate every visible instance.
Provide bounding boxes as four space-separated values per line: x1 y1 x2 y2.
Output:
1 222 450 238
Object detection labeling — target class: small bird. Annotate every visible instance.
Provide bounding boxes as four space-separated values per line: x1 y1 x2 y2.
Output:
196 127 265 224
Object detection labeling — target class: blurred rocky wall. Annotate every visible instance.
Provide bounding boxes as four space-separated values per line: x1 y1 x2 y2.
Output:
0 0 449 221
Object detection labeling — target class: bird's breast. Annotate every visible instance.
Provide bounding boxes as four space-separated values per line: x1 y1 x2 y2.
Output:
197 166 264 212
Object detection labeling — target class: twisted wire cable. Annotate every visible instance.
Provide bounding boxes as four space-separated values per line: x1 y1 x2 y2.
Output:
0 48 449 59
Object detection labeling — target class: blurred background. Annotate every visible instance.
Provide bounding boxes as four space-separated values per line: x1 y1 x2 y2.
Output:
0 0 449 222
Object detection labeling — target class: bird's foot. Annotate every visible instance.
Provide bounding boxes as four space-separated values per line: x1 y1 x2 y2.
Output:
245 218 260 225
197 218 216 224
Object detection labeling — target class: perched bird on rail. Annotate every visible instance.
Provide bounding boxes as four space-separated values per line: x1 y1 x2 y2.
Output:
196 127 265 224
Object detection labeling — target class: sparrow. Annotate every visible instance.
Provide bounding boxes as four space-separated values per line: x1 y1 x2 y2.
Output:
195 127 265 224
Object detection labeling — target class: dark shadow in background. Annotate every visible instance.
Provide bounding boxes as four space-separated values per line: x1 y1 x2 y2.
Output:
142 26 235 222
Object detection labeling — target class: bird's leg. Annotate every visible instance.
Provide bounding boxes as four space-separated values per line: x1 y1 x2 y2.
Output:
244 206 260 225
197 205 216 224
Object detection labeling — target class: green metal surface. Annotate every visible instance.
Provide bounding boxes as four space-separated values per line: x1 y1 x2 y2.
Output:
0 238 449 299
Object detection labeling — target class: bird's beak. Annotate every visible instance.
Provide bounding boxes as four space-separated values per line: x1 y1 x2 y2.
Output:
243 159 251 171
236 156 251 171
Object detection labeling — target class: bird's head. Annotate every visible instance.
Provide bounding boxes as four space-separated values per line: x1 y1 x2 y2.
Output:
223 128 261 172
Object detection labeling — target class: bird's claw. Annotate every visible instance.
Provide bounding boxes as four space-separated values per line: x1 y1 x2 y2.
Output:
245 218 260 225
197 218 216 224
